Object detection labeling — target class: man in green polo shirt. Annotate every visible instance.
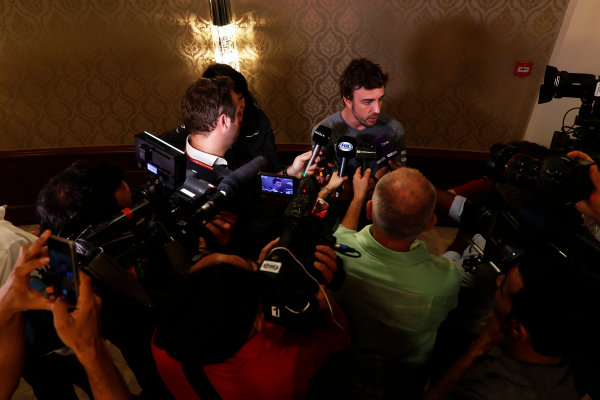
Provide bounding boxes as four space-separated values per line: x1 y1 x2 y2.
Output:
333 166 461 367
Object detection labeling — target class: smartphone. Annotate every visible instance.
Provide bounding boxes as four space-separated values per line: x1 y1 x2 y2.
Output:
259 172 297 197
46 235 79 305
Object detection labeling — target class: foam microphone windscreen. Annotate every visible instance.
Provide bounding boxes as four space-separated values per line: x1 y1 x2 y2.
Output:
373 136 398 165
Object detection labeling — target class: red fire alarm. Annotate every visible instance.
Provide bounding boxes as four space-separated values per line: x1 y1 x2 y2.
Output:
514 61 533 77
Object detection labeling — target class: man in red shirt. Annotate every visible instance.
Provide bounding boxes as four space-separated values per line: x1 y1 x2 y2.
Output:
152 246 349 400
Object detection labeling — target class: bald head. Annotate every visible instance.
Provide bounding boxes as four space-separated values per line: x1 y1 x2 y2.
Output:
371 168 436 239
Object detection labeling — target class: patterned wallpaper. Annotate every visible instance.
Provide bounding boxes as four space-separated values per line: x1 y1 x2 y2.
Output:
0 0 568 151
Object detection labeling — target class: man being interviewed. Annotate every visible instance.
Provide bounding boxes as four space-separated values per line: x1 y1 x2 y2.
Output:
313 58 406 177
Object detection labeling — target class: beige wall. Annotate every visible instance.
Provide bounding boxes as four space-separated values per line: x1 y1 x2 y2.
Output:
524 0 600 147
1 1 568 151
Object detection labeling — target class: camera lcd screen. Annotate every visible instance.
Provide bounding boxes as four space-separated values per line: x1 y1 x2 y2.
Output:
260 173 296 196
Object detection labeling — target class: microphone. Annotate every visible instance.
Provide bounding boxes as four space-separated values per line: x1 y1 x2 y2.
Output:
373 136 398 166
194 155 269 220
335 136 357 198
303 125 332 176
218 155 268 197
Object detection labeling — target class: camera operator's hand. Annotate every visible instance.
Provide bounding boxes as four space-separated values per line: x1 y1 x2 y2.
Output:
204 211 238 246
285 150 323 178
567 151 600 223
313 246 349 334
313 245 338 284
0 230 53 322
257 237 280 264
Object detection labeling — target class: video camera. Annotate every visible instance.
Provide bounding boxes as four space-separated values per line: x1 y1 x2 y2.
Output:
257 175 343 327
539 65 600 157
486 142 593 208
458 142 600 277
62 132 265 307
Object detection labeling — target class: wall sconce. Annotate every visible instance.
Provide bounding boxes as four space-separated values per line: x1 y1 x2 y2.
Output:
209 0 239 68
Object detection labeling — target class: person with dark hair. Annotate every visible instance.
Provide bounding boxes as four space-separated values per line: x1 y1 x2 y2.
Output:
31 161 173 400
36 160 132 237
271 177 285 193
313 58 406 177
152 244 350 399
329 166 460 370
425 247 580 399
161 63 284 173
172 76 246 183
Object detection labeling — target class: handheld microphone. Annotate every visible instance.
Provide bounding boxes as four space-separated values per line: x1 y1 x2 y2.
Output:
373 136 399 166
303 125 332 176
335 136 357 198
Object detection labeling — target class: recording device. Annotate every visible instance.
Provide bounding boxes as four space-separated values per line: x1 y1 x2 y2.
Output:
538 65 600 157
258 175 342 327
45 235 80 305
486 142 593 208
135 131 186 190
70 132 267 307
335 136 357 197
304 125 332 176
374 135 399 166
538 65 600 105
259 172 297 197
458 142 600 275
131 131 267 249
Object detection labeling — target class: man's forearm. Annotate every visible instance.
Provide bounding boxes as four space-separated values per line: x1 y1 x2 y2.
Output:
340 196 366 231
0 312 25 400
76 339 133 400
423 316 500 400
423 340 487 399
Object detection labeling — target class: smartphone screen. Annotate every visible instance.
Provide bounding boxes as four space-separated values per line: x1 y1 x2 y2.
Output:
47 235 79 305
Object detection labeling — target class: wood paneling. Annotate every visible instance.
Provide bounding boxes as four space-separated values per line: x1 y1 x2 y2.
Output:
1 146 489 226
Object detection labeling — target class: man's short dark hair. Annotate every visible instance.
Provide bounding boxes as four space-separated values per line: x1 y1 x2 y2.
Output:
155 263 261 365
339 58 389 101
182 76 237 134
37 160 124 236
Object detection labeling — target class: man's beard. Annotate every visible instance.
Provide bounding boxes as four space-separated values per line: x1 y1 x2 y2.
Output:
352 105 378 128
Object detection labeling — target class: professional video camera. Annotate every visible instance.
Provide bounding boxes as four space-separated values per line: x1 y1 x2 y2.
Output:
67 131 266 307
486 142 593 208
257 174 343 327
458 142 600 278
538 65 600 157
